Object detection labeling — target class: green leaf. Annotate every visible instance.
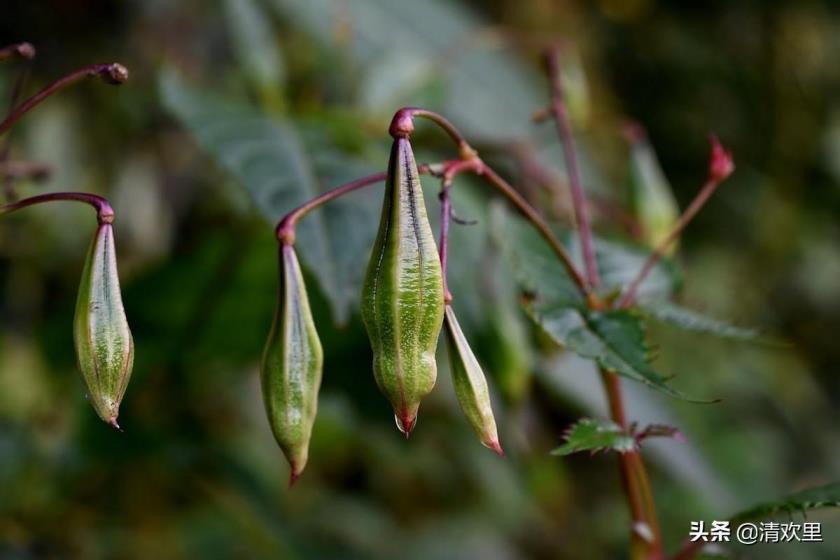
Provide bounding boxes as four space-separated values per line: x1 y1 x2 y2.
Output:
551 418 636 456
640 300 767 343
730 482 840 522
269 0 543 139
222 0 285 106
528 306 694 399
159 70 380 323
490 205 680 308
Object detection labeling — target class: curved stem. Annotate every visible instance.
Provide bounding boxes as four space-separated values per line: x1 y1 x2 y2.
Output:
543 48 600 288
0 62 128 136
0 192 114 223
390 107 476 159
478 163 594 304
436 159 478 304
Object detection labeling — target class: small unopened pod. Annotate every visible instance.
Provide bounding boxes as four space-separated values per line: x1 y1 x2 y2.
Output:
627 125 679 254
443 306 503 455
261 243 323 485
74 221 134 427
361 136 445 437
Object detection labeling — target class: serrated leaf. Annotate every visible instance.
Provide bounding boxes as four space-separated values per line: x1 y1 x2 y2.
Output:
730 482 840 522
551 418 636 456
528 306 696 399
159 70 380 323
640 300 766 343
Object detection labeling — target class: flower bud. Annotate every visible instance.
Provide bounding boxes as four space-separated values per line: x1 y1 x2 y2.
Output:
261 244 323 486
73 222 134 427
443 306 503 455
361 136 445 437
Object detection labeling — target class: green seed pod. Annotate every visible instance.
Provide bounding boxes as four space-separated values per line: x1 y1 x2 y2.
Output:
627 124 680 255
261 244 323 486
361 136 444 437
443 306 503 455
73 221 134 428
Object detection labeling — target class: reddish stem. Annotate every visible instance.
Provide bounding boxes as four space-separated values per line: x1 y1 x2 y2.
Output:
618 137 734 308
543 48 600 288
0 62 128 136
391 107 476 160
436 159 478 304
0 192 114 224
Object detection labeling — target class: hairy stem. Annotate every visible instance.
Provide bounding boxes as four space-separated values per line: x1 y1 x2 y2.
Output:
543 47 600 288
0 192 114 223
0 62 128 136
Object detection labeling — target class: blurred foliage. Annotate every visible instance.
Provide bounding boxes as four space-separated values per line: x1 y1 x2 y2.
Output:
2 0 840 559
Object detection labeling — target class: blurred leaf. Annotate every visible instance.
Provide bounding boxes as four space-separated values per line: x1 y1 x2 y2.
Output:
551 418 636 456
270 0 543 138
491 205 679 308
627 130 680 253
159 70 380 323
730 482 840 522
222 0 285 106
528 306 691 398
640 300 766 343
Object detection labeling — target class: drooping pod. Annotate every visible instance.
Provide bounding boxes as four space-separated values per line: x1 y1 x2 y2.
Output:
73 218 134 428
626 124 679 254
361 134 445 437
261 243 323 485
443 306 503 455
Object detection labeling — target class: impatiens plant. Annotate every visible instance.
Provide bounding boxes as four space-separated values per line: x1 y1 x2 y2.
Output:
0 43 134 428
4 31 840 560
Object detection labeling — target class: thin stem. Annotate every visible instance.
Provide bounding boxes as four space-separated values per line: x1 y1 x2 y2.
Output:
0 43 35 62
618 136 733 308
0 192 114 223
478 163 595 304
543 47 600 288
601 369 663 559
275 171 388 243
437 159 477 304
0 62 128 136
390 107 476 159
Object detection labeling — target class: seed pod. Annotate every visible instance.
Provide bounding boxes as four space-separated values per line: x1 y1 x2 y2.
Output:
443 306 502 455
74 221 134 428
626 124 679 254
261 243 323 485
361 136 444 437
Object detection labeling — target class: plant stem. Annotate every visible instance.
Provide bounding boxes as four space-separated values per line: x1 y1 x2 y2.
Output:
543 47 600 288
0 62 128 136
601 368 663 559
0 192 114 223
391 107 476 159
436 159 477 304
478 159 595 305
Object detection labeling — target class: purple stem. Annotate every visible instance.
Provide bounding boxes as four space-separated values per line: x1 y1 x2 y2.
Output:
544 48 601 288
0 62 128 137
0 192 114 224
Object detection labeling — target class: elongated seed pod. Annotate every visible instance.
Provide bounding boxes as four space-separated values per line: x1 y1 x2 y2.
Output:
443 306 503 455
74 221 134 428
361 136 445 437
627 125 679 255
261 243 323 485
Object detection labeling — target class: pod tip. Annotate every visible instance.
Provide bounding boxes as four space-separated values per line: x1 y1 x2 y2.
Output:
395 412 416 439
488 439 505 457
288 466 301 488
108 416 123 432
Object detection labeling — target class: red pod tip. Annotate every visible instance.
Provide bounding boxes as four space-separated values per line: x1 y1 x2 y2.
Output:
708 134 734 183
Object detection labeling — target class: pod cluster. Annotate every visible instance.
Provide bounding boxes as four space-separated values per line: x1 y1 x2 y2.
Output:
261 132 503 483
